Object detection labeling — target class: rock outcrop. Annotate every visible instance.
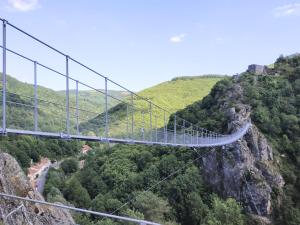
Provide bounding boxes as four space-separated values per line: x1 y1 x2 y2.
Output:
0 152 75 225
200 84 284 223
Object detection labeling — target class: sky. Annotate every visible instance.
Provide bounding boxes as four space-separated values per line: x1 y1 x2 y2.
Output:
0 0 300 91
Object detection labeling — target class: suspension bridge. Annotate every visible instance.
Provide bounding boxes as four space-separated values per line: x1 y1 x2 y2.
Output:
0 18 250 148
0 18 252 225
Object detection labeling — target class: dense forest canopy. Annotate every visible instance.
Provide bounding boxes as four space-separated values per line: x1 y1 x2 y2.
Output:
45 144 246 225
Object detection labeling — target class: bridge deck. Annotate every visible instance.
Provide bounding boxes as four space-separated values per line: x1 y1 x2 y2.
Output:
1 123 251 148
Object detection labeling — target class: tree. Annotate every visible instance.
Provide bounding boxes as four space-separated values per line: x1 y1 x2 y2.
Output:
63 177 91 208
46 187 68 204
202 197 245 225
166 166 205 225
44 168 64 195
79 168 107 198
186 192 208 225
122 208 144 221
91 193 123 214
133 191 170 222
61 158 78 174
158 155 182 177
91 194 106 212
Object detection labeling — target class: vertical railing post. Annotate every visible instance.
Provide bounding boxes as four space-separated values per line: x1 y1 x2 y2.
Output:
126 104 129 139
207 131 209 143
197 130 199 145
131 93 134 140
141 111 144 141
66 55 70 135
104 77 108 140
208 130 210 144
2 20 7 133
183 120 186 144
191 124 193 144
155 115 157 142
193 130 195 144
149 102 152 142
34 61 38 131
174 115 176 144
208 131 210 143
163 110 166 143
75 80 79 135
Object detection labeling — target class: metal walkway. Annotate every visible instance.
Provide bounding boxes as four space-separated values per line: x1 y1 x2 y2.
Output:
2 122 251 147
0 18 250 147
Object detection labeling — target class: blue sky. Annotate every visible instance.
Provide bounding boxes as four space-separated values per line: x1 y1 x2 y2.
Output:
0 0 300 91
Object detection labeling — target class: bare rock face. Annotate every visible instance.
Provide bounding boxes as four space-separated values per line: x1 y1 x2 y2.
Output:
0 152 75 225
200 84 284 223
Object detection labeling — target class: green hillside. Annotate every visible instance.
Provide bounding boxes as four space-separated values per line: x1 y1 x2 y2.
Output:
79 75 225 137
0 74 126 133
58 89 129 116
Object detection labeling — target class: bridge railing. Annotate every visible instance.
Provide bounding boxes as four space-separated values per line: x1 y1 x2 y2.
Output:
0 192 161 225
0 18 227 147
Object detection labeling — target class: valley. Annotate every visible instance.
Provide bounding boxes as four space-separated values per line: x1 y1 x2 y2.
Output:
1 55 300 225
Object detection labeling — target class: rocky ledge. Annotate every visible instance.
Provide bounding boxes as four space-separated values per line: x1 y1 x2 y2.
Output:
0 152 75 225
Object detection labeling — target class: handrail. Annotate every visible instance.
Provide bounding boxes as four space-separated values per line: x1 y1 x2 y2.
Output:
0 192 161 225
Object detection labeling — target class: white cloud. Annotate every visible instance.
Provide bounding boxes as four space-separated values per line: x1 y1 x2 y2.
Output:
273 3 300 17
169 33 187 43
7 0 40 12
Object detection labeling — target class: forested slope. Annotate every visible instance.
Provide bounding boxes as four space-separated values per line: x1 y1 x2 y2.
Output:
169 55 300 225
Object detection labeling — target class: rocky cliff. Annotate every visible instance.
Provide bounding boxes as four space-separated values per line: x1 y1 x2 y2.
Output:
197 83 284 223
0 152 75 225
